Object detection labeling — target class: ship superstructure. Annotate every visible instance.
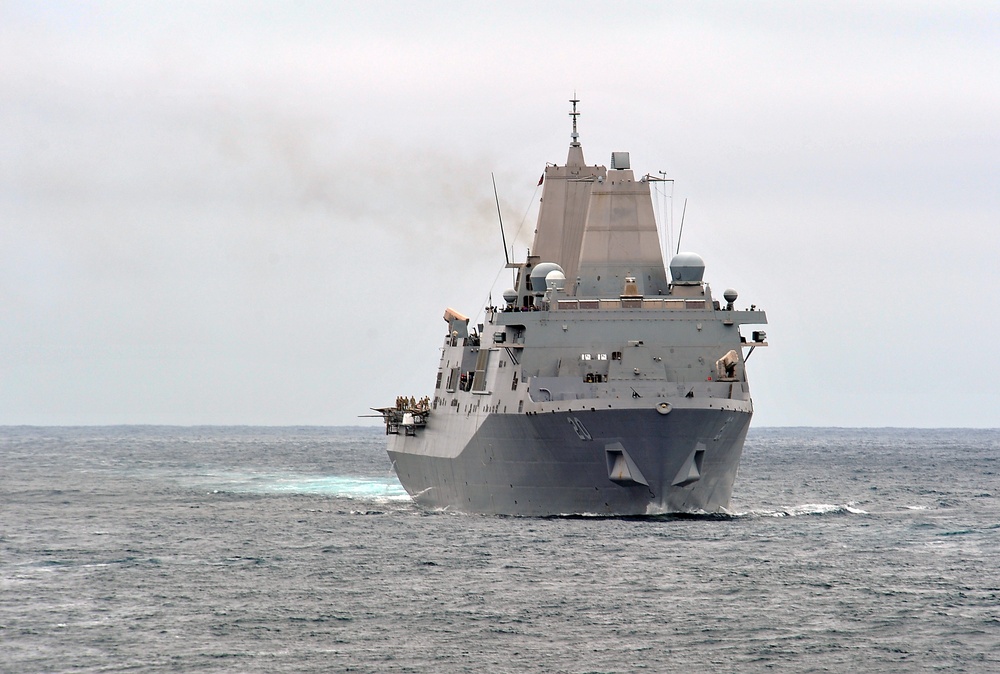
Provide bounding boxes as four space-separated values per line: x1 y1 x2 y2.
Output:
375 100 768 515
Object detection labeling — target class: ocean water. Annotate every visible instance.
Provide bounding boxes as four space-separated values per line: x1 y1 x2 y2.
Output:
2 426 998 673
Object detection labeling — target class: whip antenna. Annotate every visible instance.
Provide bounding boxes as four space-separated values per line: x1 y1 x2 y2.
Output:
492 172 510 265
676 198 688 255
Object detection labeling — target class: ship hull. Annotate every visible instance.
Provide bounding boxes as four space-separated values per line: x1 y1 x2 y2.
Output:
387 406 751 516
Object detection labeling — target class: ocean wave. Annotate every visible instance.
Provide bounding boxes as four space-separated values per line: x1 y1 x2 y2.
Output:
741 502 869 518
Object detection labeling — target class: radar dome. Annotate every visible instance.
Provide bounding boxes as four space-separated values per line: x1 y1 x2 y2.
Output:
502 288 517 304
723 288 738 304
545 270 566 291
669 252 706 285
530 262 564 294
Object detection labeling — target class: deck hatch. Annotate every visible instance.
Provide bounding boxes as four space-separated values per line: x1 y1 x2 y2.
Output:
472 348 491 392
446 367 460 392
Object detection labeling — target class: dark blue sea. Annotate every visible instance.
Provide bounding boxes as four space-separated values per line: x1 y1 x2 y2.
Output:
2 427 998 672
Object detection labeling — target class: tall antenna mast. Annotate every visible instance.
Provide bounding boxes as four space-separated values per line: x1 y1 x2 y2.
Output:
658 170 671 261
569 93 580 146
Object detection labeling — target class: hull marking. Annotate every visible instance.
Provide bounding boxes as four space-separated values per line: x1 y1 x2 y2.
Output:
568 416 593 441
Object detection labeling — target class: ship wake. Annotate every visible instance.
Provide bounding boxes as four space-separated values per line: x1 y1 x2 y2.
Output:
189 471 410 502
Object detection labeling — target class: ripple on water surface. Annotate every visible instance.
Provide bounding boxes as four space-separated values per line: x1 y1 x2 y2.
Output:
2 426 999 673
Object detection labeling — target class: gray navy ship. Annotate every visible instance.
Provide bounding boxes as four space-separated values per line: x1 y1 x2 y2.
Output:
376 100 768 516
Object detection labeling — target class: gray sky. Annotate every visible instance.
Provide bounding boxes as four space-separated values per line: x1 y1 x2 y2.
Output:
2 1 998 427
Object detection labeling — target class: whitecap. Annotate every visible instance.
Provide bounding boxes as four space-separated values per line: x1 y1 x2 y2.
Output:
750 503 868 517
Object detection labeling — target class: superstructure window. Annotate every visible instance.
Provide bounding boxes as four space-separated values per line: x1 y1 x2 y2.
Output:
580 353 592 360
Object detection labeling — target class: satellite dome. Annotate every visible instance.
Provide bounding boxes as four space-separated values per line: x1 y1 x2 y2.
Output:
502 288 517 304
723 288 738 304
530 262 564 294
545 270 566 291
669 252 706 285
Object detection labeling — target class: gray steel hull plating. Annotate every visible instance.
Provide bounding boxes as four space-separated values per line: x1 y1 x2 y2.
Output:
388 407 751 516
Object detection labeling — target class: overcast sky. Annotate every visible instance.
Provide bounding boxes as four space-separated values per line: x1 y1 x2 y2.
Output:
2 1 998 427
